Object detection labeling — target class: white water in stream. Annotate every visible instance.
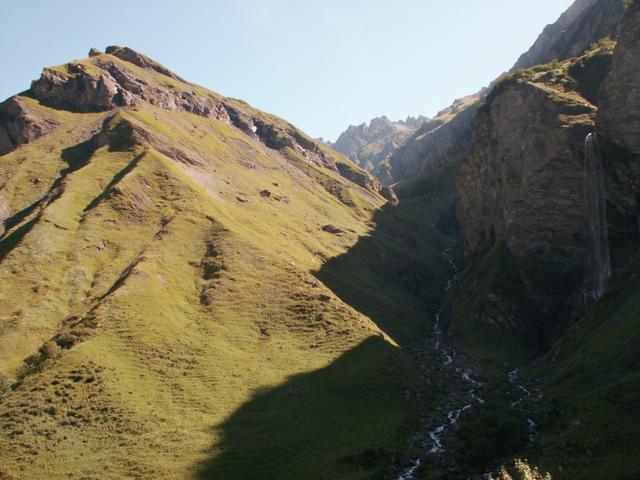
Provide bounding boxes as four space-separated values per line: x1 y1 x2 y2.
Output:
395 251 540 480
583 132 610 302
508 369 538 443
396 250 485 480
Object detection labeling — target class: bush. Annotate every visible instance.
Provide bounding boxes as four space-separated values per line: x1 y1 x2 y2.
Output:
489 459 552 480
16 341 61 380
453 400 529 470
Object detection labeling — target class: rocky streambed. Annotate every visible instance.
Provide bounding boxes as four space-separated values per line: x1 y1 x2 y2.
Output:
394 251 540 480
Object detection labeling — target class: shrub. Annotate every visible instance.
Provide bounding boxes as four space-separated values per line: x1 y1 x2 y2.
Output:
489 459 552 480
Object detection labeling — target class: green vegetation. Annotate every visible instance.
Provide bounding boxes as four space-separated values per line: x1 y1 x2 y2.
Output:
0 51 453 479
451 382 529 471
523 253 640 479
489 459 552 480
449 242 538 370
482 37 615 114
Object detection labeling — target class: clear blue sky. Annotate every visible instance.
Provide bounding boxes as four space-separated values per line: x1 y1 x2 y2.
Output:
1 0 574 141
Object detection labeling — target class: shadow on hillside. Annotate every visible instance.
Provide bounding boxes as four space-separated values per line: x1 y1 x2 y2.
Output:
194 337 416 480
0 135 102 262
195 197 456 479
314 202 453 347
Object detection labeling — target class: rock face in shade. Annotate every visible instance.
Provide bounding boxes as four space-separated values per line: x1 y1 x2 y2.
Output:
596 0 640 275
453 54 608 348
450 0 630 348
456 76 596 319
598 0 640 154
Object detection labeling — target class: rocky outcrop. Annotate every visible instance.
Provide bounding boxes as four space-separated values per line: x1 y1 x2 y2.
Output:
388 94 480 183
104 45 186 82
512 0 625 71
457 80 595 263
0 97 58 155
330 115 427 179
336 162 382 193
30 60 228 120
23 46 388 200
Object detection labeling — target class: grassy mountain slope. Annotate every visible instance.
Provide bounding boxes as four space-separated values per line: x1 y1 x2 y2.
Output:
525 252 640 479
0 49 450 479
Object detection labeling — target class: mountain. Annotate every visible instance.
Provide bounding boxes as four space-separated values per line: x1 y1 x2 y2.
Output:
448 1 640 477
387 93 482 184
2 1 640 479
338 0 625 190
0 46 450 479
329 115 427 184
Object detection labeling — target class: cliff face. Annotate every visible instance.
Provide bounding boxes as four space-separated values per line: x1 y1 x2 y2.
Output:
512 0 625 71
0 97 58 156
597 0 640 273
456 70 597 344
457 83 595 265
451 0 632 354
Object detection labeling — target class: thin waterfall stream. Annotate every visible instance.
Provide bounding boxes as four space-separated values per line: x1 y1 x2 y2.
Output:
583 132 611 302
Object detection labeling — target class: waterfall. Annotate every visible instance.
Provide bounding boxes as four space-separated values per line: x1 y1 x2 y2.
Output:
583 132 611 302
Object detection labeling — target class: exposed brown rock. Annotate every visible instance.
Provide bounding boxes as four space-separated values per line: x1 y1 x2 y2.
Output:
30 60 225 119
456 75 596 334
104 45 186 82
321 224 344 234
0 196 9 236
335 162 382 193
380 186 399 206
0 97 58 156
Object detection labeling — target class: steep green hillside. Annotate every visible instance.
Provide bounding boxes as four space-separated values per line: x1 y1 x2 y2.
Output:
526 252 640 479
0 48 450 479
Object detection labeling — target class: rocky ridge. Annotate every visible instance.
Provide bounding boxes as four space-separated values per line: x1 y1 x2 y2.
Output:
2 46 395 203
330 115 428 184
511 0 625 71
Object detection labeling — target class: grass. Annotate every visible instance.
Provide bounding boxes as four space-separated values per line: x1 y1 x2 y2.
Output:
448 242 538 371
522 253 640 479
0 55 451 479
